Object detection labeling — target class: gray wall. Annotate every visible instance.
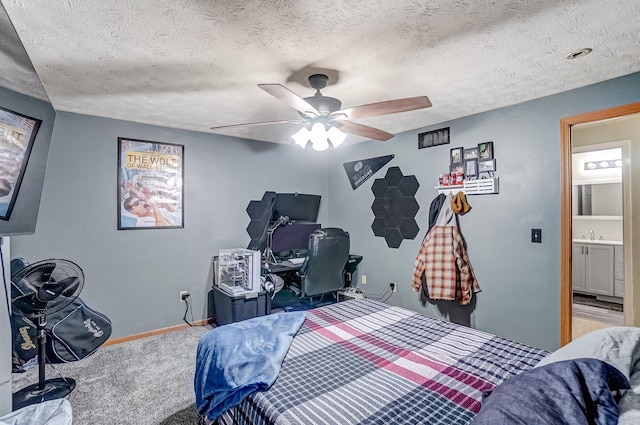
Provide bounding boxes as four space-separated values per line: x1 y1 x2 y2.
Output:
11 112 330 339
327 72 640 351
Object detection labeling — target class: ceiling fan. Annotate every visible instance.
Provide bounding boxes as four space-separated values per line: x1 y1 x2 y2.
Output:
210 74 432 148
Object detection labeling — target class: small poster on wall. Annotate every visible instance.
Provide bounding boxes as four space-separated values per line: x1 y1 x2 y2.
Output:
0 106 41 220
343 154 395 190
117 137 184 229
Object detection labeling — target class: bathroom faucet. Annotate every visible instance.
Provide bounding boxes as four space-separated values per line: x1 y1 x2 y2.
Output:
589 230 595 240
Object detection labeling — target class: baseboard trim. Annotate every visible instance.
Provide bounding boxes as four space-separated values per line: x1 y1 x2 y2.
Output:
104 319 210 346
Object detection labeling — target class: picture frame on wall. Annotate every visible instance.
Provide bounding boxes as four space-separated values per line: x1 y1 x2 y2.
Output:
117 137 184 230
450 162 464 174
464 159 478 177
418 127 450 149
450 147 463 164
478 158 497 173
0 106 42 220
478 141 494 160
464 147 478 160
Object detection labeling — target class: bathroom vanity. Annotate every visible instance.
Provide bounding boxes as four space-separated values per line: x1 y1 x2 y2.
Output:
572 239 623 303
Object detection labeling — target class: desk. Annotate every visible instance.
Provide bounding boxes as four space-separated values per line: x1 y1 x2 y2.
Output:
265 254 363 287
265 260 303 273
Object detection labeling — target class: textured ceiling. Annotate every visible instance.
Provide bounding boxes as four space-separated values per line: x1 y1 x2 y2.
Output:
1 0 639 146
0 3 47 101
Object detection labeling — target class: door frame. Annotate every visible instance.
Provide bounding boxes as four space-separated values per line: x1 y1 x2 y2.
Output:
560 101 640 346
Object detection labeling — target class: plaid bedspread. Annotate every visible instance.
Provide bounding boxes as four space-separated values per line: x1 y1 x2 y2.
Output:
220 299 548 425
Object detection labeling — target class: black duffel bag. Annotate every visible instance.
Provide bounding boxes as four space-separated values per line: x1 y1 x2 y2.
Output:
44 297 112 363
12 297 112 364
10 257 112 364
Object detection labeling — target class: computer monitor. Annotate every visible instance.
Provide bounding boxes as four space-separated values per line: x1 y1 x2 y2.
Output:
271 193 321 222
271 222 321 254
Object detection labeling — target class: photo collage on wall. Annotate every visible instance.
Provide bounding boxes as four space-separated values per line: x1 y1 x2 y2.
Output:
440 141 496 187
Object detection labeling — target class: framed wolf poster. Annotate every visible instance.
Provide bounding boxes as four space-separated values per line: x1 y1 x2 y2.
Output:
117 137 184 230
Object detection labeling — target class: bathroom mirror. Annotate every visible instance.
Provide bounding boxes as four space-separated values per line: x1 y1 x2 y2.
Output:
573 182 623 217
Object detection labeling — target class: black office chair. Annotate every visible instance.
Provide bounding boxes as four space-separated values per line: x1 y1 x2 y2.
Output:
295 228 350 298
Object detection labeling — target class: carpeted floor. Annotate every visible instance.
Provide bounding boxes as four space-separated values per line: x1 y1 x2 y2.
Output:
12 325 211 425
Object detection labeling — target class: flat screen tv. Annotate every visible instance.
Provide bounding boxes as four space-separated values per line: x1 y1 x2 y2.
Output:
0 86 54 236
0 106 41 220
271 193 321 222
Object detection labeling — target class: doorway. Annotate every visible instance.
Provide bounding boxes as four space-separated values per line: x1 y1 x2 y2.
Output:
560 102 640 346
570 144 625 339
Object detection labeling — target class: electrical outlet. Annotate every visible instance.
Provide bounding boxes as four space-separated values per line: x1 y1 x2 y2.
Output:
179 290 190 302
390 282 397 292
361 275 367 285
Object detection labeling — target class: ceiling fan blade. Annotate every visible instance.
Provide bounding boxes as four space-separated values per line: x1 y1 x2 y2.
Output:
332 96 432 120
334 120 394 141
210 119 306 131
258 84 320 117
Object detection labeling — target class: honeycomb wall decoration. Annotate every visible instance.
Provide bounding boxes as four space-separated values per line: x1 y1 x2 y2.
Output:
246 191 276 250
371 166 420 248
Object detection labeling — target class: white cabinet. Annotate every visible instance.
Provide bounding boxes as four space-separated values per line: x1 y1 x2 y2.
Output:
615 245 624 297
573 243 614 297
572 243 586 292
586 244 614 296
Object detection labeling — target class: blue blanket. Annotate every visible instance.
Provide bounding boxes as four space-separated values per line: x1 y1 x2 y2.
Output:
194 311 306 422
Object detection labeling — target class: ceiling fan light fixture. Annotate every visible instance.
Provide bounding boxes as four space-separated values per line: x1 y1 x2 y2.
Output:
292 120 346 151
327 126 346 147
312 139 329 151
291 127 310 148
310 122 329 151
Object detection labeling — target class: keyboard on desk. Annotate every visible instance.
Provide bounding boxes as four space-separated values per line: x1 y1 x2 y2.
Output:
288 257 306 265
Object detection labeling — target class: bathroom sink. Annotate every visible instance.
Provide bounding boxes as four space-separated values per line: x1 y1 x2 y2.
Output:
572 239 622 246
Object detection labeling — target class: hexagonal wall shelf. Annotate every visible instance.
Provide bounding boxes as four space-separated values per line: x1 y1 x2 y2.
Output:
370 167 420 248
246 191 276 250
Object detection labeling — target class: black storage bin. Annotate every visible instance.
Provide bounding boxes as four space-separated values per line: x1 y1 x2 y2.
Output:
212 286 271 325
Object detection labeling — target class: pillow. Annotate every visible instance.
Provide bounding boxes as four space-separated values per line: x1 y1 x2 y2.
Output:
535 327 640 382
472 359 629 425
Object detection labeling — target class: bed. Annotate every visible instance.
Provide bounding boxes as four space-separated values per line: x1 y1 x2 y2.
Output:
197 299 560 424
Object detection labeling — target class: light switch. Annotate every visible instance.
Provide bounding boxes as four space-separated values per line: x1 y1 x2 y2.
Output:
531 228 542 243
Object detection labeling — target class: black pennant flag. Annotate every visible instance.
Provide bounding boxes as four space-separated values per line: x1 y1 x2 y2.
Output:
343 155 395 190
